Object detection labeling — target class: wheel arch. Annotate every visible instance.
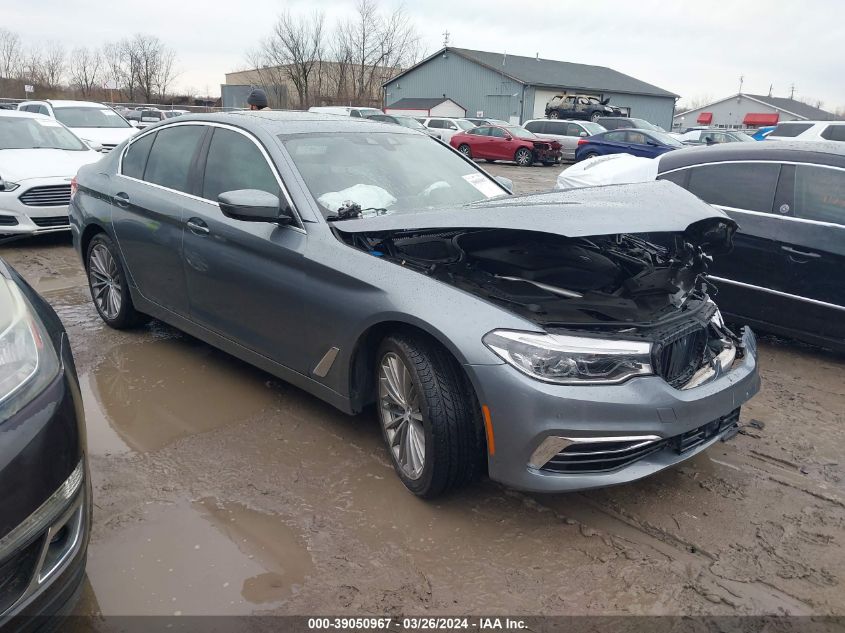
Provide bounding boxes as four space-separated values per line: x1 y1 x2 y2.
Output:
80 222 107 266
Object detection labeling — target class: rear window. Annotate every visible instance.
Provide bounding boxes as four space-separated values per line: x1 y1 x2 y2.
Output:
524 121 545 133
792 165 845 225
122 132 156 179
769 123 813 137
820 125 845 142
53 106 131 129
143 125 205 193
686 162 780 212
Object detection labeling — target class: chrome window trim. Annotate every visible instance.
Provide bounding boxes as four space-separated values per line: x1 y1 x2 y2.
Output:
711 204 845 229
708 276 845 312
117 120 305 232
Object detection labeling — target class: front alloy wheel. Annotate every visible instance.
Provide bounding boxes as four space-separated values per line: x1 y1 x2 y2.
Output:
379 352 426 480
515 147 533 167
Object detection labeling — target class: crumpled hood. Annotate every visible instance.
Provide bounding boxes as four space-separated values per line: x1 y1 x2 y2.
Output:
331 180 737 250
0 148 102 182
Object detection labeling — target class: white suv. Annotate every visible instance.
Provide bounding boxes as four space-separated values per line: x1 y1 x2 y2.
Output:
308 106 383 118
17 100 137 152
766 120 845 142
417 117 476 142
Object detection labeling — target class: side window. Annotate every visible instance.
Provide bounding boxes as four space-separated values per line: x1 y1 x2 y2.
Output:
769 123 813 138
474 127 491 136
39 105 50 115
350 110 361 118
445 121 458 130
686 163 780 213
524 121 543 133
627 131 648 144
820 125 845 142
565 123 584 137
489 127 505 138
604 131 626 142
143 125 205 193
121 132 156 180
202 128 279 201
792 165 845 225
657 168 690 188
427 120 444 129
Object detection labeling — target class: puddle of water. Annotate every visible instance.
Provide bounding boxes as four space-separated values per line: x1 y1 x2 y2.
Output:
84 499 313 615
83 336 280 453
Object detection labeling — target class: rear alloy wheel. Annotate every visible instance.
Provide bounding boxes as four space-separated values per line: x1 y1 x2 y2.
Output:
376 334 483 498
514 147 533 167
548 110 560 119
86 233 149 329
590 111 602 122
458 143 472 158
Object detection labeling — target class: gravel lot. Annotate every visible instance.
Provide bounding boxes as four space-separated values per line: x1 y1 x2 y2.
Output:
1 163 844 620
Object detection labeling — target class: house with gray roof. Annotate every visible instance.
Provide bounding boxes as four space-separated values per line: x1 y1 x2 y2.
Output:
382 47 678 128
673 93 840 130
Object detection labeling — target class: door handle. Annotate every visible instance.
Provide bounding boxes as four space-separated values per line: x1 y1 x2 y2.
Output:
781 245 820 260
114 192 130 208
186 218 210 235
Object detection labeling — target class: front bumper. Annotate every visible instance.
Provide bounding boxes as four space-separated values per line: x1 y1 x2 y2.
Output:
468 328 760 492
0 178 72 235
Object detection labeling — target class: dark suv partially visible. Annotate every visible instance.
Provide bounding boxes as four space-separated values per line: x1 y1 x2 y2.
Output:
545 95 623 121
0 257 90 629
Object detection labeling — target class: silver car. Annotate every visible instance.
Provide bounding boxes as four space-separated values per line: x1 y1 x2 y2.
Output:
523 119 606 161
69 112 760 498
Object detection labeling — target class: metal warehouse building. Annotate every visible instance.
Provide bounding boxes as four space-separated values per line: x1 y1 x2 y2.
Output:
382 47 678 128
673 93 840 130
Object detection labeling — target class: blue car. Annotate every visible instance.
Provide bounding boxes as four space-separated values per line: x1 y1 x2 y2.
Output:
751 125 776 140
575 128 684 161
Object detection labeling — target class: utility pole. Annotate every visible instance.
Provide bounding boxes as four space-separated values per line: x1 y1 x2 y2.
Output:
442 30 450 48
738 74 744 94
789 83 795 99
768 83 773 97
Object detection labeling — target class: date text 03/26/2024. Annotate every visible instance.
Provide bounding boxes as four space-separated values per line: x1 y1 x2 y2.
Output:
307 618 527 630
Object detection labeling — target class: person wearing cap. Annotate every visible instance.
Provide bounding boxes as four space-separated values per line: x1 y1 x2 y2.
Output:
247 88 269 110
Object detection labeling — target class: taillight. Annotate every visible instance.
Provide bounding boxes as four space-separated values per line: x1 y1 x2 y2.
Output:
577 139 588 146
70 176 78 199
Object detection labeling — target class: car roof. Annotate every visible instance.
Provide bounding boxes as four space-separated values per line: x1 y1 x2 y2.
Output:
0 110 50 119
776 120 844 125
156 110 419 136
41 100 110 108
658 140 845 171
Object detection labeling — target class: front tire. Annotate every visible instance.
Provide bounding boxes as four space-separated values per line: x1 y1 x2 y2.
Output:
548 110 560 119
514 147 533 167
376 334 482 498
590 111 602 122
457 143 472 158
86 233 149 329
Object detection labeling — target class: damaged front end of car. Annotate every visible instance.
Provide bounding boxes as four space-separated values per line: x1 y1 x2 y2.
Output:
332 181 745 392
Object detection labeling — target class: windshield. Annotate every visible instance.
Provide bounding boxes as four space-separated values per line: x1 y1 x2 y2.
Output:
649 131 684 147
456 120 475 130
629 119 661 131
0 116 87 151
729 131 755 142
281 132 508 218
581 122 606 135
505 126 536 139
53 106 131 129
396 117 427 131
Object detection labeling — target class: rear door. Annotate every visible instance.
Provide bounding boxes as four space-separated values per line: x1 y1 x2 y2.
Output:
770 163 845 343
182 124 308 370
113 124 206 316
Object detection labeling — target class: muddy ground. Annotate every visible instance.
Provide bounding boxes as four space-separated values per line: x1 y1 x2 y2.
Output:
2 163 844 619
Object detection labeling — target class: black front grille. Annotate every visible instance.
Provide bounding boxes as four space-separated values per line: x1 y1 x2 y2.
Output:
0 536 44 614
31 215 70 228
541 407 741 474
655 326 708 389
19 185 71 207
0 215 18 226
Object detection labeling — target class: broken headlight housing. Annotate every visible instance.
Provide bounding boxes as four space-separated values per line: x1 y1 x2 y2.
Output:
0 276 61 419
483 330 652 385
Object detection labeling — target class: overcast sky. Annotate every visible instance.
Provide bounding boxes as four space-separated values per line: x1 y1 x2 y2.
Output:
5 0 843 110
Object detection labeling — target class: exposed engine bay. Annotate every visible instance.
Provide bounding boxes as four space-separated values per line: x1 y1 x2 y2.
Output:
341 227 744 388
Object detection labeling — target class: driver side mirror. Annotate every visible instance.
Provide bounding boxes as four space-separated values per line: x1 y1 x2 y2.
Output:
218 189 292 224
504 134 513 141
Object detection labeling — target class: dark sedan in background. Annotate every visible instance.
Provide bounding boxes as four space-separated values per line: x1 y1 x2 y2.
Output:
0 257 90 628
576 129 684 161
657 141 845 351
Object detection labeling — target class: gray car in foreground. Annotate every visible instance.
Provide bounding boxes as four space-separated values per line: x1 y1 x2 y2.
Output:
69 111 760 498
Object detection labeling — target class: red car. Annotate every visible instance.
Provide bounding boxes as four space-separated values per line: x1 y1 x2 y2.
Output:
449 124 562 166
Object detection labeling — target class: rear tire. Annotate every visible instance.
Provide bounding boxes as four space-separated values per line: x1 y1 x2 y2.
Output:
548 110 560 119
376 334 483 498
514 147 533 167
86 233 149 329
590 111 601 122
457 143 472 158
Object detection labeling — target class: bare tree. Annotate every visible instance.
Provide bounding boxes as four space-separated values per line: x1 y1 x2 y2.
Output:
155 45 177 101
19 46 44 86
42 41 66 90
122 34 177 103
68 46 102 98
676 93 713 113
0 28 22 80
253 10 325 109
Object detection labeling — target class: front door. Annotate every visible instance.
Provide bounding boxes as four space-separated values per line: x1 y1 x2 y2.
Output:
181 125 309 372
112 125 206 316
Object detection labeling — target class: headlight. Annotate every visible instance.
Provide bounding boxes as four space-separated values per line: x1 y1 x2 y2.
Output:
0 276 61 419
0 178 20 191
483 330 652 385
